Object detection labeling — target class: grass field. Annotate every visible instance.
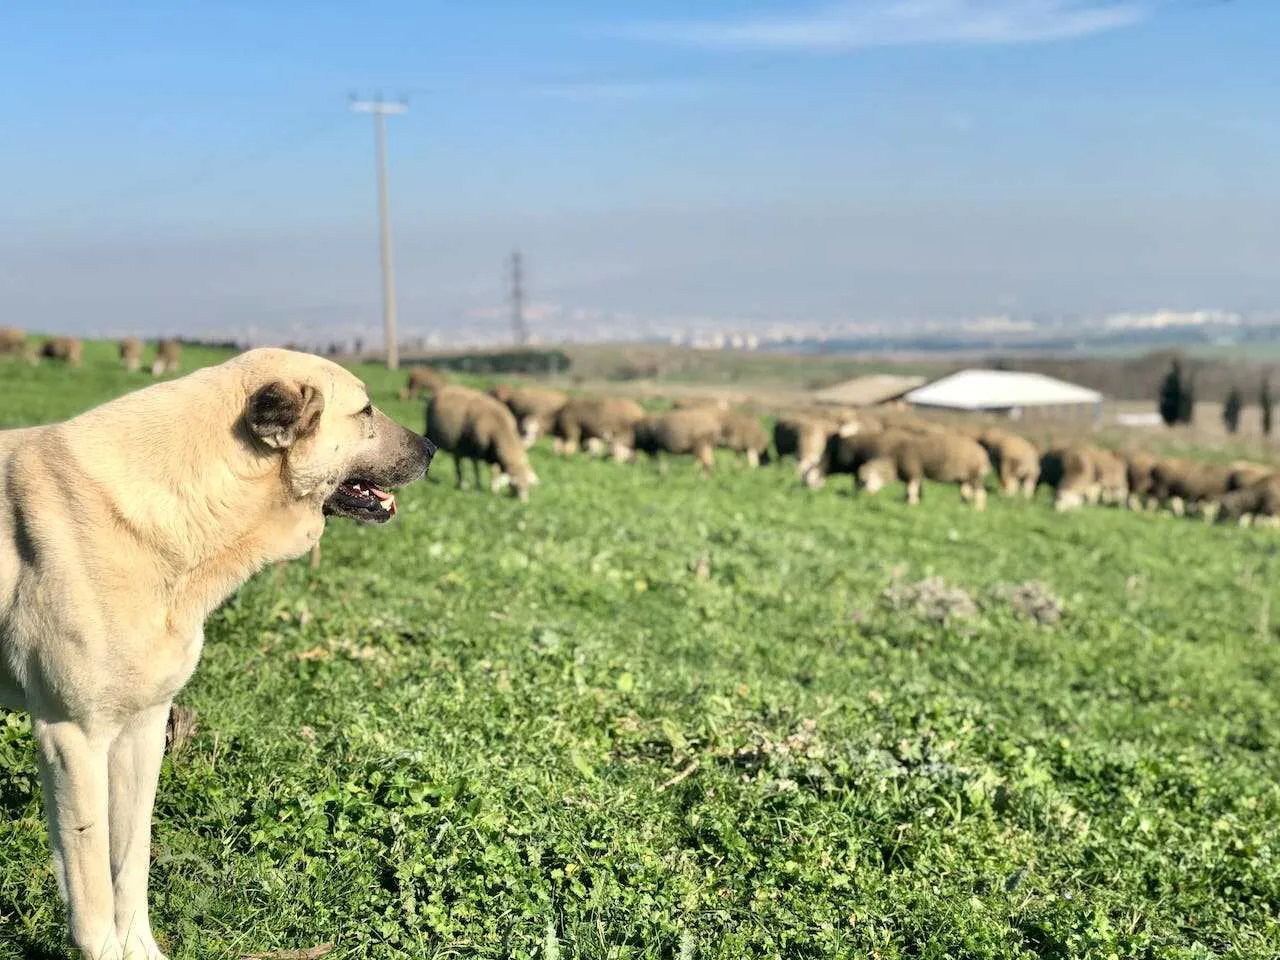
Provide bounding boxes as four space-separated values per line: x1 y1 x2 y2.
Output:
3 343 1280 959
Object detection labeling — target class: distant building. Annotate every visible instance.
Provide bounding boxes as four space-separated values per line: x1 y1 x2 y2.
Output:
811 374 927 408
904 369 1104 425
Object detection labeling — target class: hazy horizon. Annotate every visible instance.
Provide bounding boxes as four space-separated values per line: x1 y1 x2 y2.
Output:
4 2 1277 345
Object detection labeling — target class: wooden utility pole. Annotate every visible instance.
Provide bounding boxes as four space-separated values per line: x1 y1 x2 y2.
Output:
350 96 408 370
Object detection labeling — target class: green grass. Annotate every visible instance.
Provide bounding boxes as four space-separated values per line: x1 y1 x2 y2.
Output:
2 347 1280 959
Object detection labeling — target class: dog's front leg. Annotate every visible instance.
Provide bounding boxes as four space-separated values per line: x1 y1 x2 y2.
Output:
109 702 171 960
33 715 122 960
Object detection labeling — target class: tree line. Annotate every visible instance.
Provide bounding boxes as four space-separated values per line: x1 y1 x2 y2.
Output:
1159 359 1273 435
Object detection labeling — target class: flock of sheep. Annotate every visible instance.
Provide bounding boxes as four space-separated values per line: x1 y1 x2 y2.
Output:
0 328 183 376
407 366 1280 527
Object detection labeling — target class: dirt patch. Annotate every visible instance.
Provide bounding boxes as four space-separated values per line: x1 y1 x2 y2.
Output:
882 576 977 625
991 581 1065 626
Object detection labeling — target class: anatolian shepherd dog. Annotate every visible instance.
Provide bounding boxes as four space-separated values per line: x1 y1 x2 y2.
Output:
0 348 434 959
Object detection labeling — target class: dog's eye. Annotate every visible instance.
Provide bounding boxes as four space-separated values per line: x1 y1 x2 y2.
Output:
360 403 373 417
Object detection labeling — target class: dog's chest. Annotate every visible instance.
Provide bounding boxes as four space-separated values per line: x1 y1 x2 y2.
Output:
124 625 206 712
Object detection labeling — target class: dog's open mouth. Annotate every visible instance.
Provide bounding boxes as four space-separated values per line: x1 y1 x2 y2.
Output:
323 479 397 524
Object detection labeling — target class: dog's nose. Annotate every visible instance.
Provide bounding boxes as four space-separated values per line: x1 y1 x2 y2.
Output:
421 435 438 468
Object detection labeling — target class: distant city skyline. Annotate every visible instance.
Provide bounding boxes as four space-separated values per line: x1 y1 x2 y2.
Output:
2 2 1276 345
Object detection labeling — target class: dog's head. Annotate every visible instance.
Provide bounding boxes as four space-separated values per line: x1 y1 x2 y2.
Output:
241 351 434 524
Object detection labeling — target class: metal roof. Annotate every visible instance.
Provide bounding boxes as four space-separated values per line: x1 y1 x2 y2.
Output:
904 369 1103 410
811 374 927 407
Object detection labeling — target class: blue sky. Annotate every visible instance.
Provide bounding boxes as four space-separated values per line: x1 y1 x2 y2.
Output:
2 1 1276 344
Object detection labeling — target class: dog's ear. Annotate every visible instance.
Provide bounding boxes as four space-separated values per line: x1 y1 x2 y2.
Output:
247 381 325 450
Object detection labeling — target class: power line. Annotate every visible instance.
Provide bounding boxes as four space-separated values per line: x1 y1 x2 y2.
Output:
510 248 529 346
350 96 408 370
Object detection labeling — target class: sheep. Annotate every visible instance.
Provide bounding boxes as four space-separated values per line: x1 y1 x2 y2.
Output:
1039 444 1128 511
491 385 569 448
119 336 144 372
0 326 25 358
1091 447 1130 506
716 410 771 467
773 411 863 476
1226 460 1274 492
425 386 539 501
975 427 1040 498
400 366 449 402
632 407 722 474
41 335 83 367
1122 450 1161 510
807 428 992 509
552 396 646 460
151 337 182 376
1216 476 1280 528
1149 459 1232 518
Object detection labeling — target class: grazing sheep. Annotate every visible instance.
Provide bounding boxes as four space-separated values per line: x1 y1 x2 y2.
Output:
552 396 646 460
975 427 1040 498
0 326 25 358
1122 450 1161 510
151 337 182 376
41 335 83 367
425 386 538 501
1226 460 1274 492
717 410 771 467
633 408 722 474
1091 447 1130 506
1217 476 1280 528
773 411 862 475
400 366 449 402
1149 459 1232 518
1039 444 1127 511
491 385 569 448
119 336 144 372
807 428 992 509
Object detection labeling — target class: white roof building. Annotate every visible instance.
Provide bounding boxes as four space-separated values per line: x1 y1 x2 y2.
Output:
904 369 1103 416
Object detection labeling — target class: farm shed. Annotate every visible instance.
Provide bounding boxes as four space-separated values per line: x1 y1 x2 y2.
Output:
811 374 926 407
904 369 1104 424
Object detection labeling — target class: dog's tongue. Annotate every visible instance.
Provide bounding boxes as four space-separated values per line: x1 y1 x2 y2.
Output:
371 486 396 516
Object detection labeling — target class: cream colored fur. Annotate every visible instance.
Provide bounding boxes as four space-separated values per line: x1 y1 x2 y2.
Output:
0 348 428 959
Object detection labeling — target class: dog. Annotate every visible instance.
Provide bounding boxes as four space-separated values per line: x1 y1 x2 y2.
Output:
0 347 433 959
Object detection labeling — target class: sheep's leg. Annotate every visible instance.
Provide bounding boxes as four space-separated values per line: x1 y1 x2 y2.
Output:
472 458 483 491
746 449 759 469
960 481 974 503
905 478 922 505
973 485 987 512
454 454 466 489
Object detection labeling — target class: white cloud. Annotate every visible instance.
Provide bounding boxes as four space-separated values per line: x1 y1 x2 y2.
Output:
615 1 1148 52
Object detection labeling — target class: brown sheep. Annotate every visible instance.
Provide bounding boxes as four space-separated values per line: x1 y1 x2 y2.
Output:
1039 444 1128 511
425 386 538 501
492 385 569 448
0 326 25 357
151 338 181 376
975 427 1040 498
41 335 83 367
717 410 771 467
1217 476 1280 528
773 410 863 475
1122 450 1161 510
400 366 449 402
119 336 144 372
1091 447 1129 506
807 428 992 509
633 408 722 474
1149 459 1232 518
1226 460 1274 492
552 396 646 460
